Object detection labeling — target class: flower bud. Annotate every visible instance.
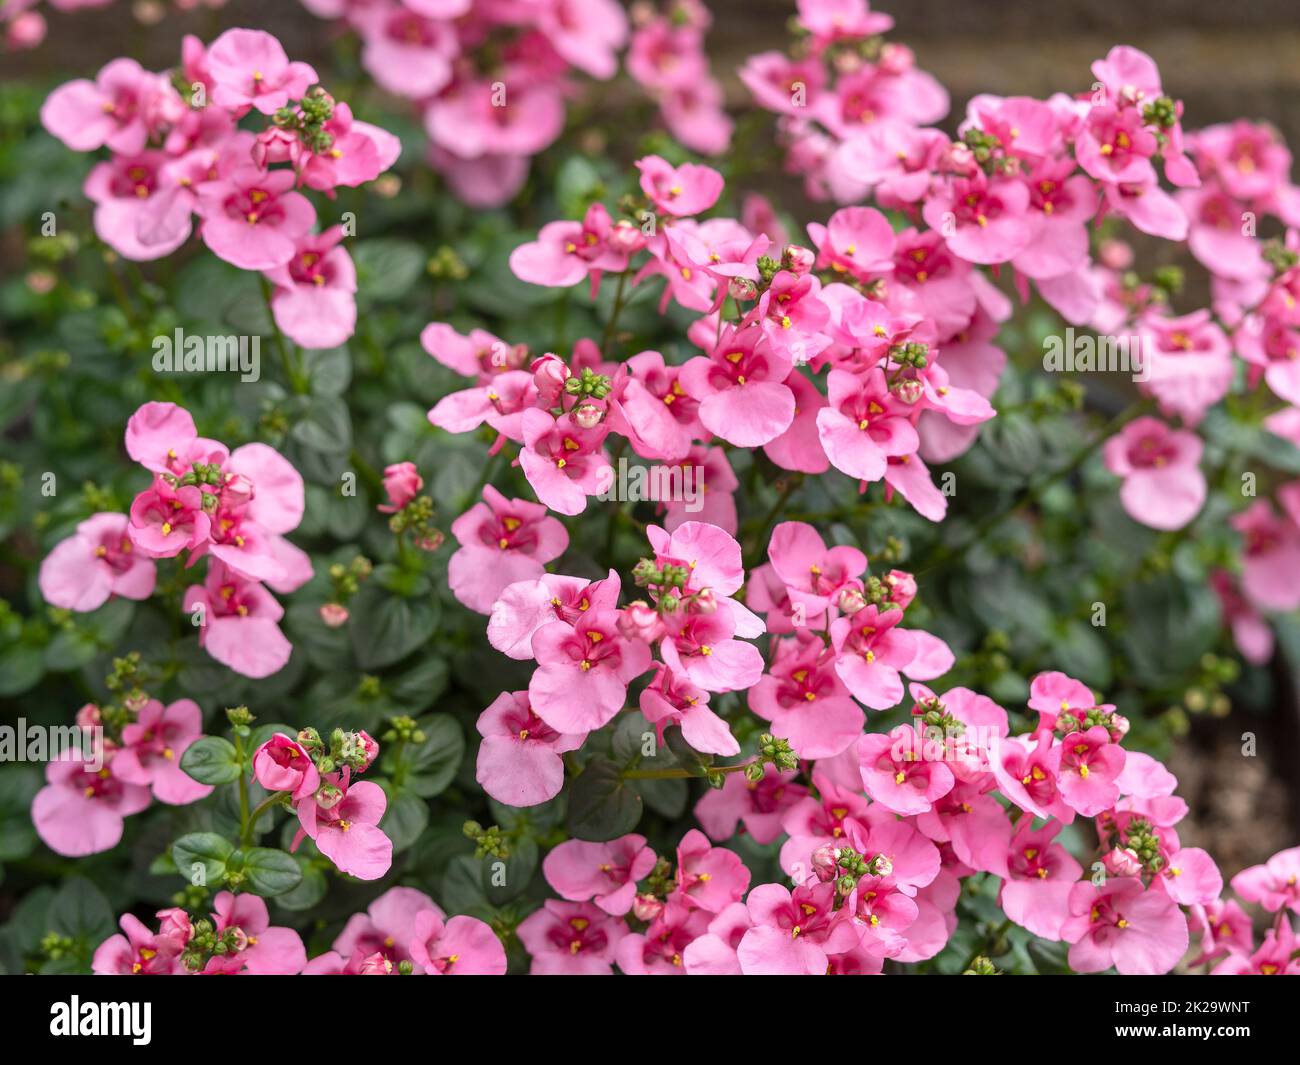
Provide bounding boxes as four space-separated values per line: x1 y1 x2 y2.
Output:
617 601 665 643
1103 846 1143 878
884 570 917 609
811 843 840 882
378 461 422 513
223 472 255 509
836 586 867 615
782 244 815 275
871 854 893 878
1099 239 1134 271
314 783 344 810
319 603 349 628
893 378 924 404
531 354 571 407
878 43 915 75
609 220 647 255
76 703 102 731
354 730 379 772
358 951 395 976
632 894 664 922
728 276 758 301
573 401 605 430
416 530 445 552
692 588 718 615
1110 713 1131 740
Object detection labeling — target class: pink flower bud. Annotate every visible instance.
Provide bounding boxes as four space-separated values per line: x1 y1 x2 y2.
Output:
531 354 571 407
872 854 893 877
378 461 422 513
783 244 815 275
836 586 867 615
319 603 349 628
878 43 915 75
631 894 664 922
609 220 647 255
358 952 395 975
617 601 665 643
416 530 445 552
1103 846 1143 877
811 844 840 882
692 588 718 615
1099 239 1134 271
252 127 301 169
729 277 758 301
884 570 917 609
227 927 250 952
893 378 924 404
573 401 605 430
76 703 102 731
314 783 344 810
354 730 379 773
223 472 255 509
6 12 46 51
1110 714 1131 740
156 907 193 948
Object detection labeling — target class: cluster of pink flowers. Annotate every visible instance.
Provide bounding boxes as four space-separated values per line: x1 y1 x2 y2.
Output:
32 698 212 857
427 154 1000 527
94 884 506 975
39 401 311 678
509 667 1299 975
299 0 627 207
40 28 398 348
626 0 732 156
253 728 392 880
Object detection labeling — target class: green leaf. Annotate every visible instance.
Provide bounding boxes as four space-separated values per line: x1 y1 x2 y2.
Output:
348 582 439 669
274 857 328 911
48 876 115 948
241 847 303 897
291 395 352 453
179 736 242 786
172 832 234 887
354 239 425 303
380 786 429 852
305 345 352 396
483 835 538 906
566 756 643 841
399 714 464 798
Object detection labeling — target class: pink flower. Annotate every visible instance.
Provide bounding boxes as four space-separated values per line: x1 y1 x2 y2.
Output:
427 80 565 161
1212 920 1300 976
817 368 920 482
681 901 752 975
197 164 317 271
39 512 156 611
84 152 192 262
1233 497 1300 613
33 751 151 857
616 900 712 975
487 570 621 660
112 698 212 805
735 881 856 975
1056 724 1126 816
750 635 863 759
184 563 293 679
640 665 739 756
448 485 569 613
807 205 896 281
829 604 917 709
475 690 585 808
517 900 627 975
263 227 357 349
252 732 320 800
636 155 724 217
293 773 392 881
411 911 507 975
543 834 658 916
1187 898 1255 966
355 6 455 98
92 914 185 976
997 820 1083 940
857 726 954 815
206 28 317 116
679 326 795 447
675 828 751 913
1138 309 1233 425
203 892 307 975
518 408 613 516
697 764 807 846
41 58 176 155
1230 846 1300 915
377 460 422 513
509 202 630 289
923 174 1034 265
1061 878 1189 975
536 0 627 80
528 610 652 733
1157 847 1223 907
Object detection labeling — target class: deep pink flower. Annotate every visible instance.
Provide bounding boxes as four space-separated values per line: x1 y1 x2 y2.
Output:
543 834 658 917
263 227 357 350
197 164 317 270
184 563 293 679
996 820 1083 940
475 690 585 808
1230 846 1300 915
113 698 212 805
829 604 917 709
1061 878 1188 975
203 891 307 975
528 610 652 733
817 368 920 482
750 635 862 759
92 913 185 976
675 828 751 913
33 751 150 857
411 911 507 976
293 773 392 881
640 665 739 756
331 886 436 969
696 764 807 846
517 900 627 975
207 28 317 116
736 881 857 975
449 485 569 613
518 408 613 516
39 512 156 612
252 732 320 800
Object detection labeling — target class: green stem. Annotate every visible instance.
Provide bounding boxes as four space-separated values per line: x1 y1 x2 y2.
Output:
234 732 250 846
259 275 308 394
600 272 631 360
243 791 291 846
744 475 803 569
622 761 755 781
